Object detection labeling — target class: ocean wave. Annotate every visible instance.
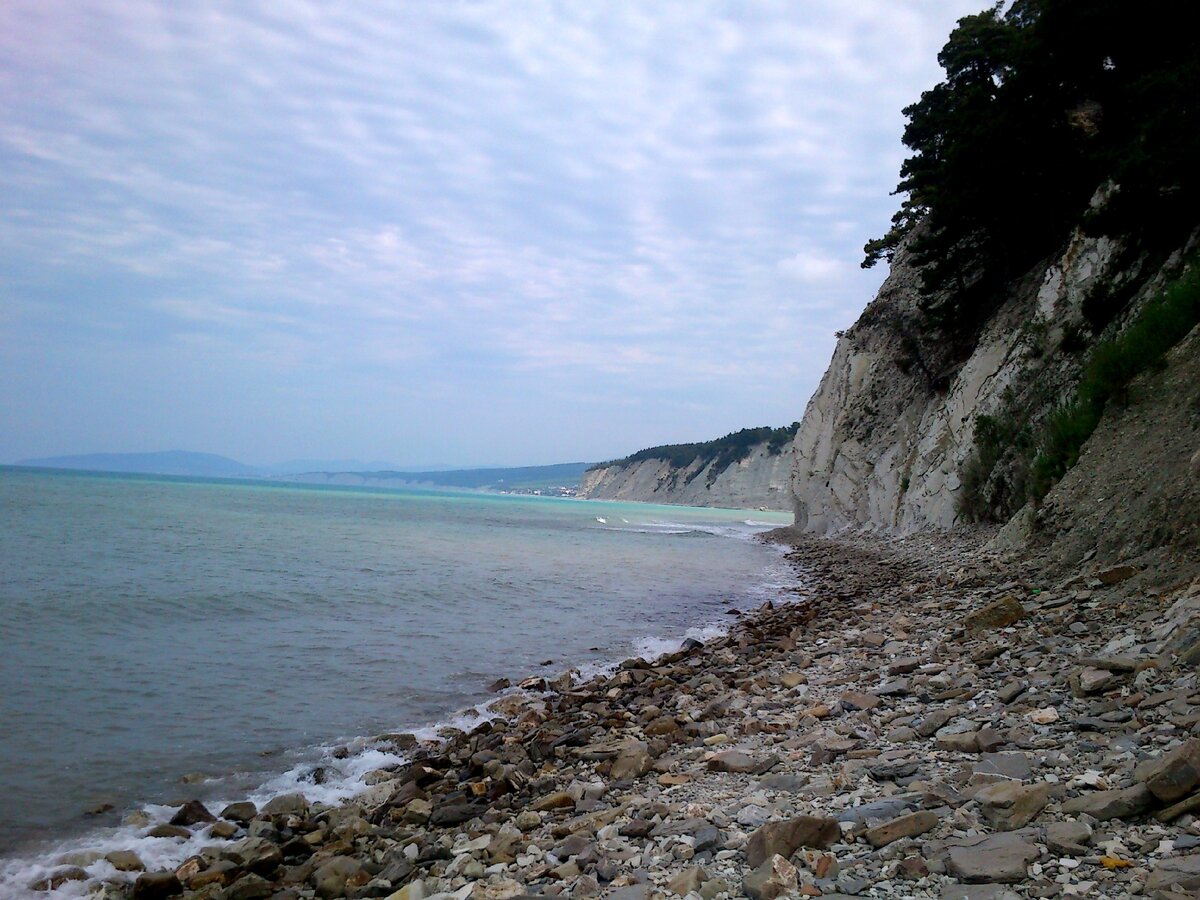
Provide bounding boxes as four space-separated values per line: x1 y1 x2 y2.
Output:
0 516 799 899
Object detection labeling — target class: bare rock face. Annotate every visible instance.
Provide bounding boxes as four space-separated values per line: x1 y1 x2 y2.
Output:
788 225 1120 534
578 441 794 511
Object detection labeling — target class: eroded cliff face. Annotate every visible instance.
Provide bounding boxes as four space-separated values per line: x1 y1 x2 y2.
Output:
789 226 1128 534
579 442 793 510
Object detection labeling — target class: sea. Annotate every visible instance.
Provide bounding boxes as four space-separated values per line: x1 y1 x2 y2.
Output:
0 465 795 896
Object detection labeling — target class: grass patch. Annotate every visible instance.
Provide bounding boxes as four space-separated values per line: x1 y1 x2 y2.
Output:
1029 261 1200 499
958 258 1200 521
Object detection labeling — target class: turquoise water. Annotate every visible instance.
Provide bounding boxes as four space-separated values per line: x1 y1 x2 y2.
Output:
0 466 792 870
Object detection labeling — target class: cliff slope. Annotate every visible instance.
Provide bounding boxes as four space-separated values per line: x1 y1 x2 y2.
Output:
790 224 1125 533
789 219 1199 583
580 440 793 510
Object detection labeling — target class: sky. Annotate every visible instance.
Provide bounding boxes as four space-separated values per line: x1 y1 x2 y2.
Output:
1 1 983 468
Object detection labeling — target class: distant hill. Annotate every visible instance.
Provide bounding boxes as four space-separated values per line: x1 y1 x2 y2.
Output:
17 450 259 478
15 452 594 494
261 458 404 476
285 462 593 493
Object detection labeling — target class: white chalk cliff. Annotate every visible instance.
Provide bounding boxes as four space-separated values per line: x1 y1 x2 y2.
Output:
579 442 793 511
789 225 1128 534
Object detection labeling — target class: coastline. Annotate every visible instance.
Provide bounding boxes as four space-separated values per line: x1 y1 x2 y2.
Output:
11 530 1200 898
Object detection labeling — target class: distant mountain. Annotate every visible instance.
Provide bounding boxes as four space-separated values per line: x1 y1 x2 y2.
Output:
14 452 595 492
261 458 404 476
285 462 593 492
17 450 260 478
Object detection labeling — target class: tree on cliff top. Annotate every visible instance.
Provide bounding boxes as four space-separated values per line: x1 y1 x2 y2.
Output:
864 0 1200 338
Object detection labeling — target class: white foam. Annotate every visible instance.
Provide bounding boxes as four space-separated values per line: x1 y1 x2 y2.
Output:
0 513 801 899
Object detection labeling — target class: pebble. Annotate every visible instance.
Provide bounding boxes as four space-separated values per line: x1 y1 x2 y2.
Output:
47 533 1200 900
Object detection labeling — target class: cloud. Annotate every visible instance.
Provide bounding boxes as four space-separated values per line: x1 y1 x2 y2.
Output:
777 250 847 282
0 0 983 463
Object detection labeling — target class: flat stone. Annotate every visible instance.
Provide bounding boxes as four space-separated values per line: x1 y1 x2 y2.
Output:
707 750 777 774
531 791 574 811
962 596 1025 633
605 887 651 900
917 708 957 738
430 801 485 826
224 874 274 900
757 774 809 792
132 872 183 900
209 820 238 839
996 681 1026 704
869 758 920 780
974 781 1051 830
936 732 979 753
1060 783 1153 820
1027 706 1059 724
222 836 283 875
939 887 1022 900
1045 821 1092 855
1080 655 1139 672
971 752 1032 784
666 867 708 896
745 816 841 867
1138 738 1200 802
946 832 1039 883
864 810 940 847
1096 564 1139 585
260 792 309 816
106 850 146 871
313 856 364 900
840 690 881 710
835 794 921 826
1147 853 1200 891
1075 667 1114 695
220 801 257 823
875 678 911 696
743 854 797 900
146 824 192 839
888 657 921 675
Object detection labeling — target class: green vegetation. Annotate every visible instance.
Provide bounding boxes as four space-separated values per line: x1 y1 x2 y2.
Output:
1029 262 1200 499
865 0 1200 345
590 424 801 486
958 261 1200 520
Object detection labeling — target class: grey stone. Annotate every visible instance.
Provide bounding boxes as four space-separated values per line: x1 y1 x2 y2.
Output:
939 887 1022 900
1147 853 1200 891
168 800 216 826
745 816 840 868
946 832 1039 883
131 872 183 900
864 810 940 847
974 781 1051 830
260 792 309 816
835 794 921 826
313 855 363 900
219 801 257 823
971 752 1032 784
1044 821 1092 855
1060 783 1153 820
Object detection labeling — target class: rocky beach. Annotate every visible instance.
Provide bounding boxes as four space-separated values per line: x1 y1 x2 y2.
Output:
29 529 1200 900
